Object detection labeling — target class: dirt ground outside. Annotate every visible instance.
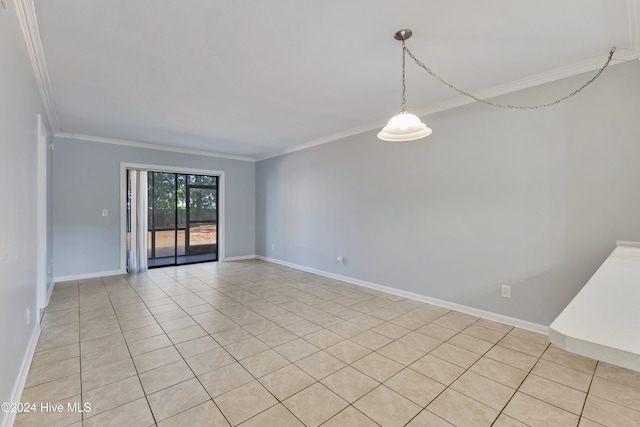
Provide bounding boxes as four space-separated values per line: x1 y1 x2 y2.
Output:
151 224 217 258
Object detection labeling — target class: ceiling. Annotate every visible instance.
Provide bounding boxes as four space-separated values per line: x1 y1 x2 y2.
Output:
25 0 640 160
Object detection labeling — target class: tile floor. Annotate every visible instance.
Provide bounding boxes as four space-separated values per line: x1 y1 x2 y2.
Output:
14 260 640 427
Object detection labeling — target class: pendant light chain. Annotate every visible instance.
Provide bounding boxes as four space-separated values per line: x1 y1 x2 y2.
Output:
401 40 407 112
403 45 617 110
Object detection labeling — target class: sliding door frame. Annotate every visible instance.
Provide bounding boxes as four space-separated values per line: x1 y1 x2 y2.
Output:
119 162 225 272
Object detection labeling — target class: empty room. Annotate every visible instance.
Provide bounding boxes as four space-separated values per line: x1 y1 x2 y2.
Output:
2 0 640 426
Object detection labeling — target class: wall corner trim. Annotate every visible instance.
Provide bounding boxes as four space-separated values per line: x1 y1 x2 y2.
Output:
44 278 54 307
1 324 41 427
258 256 549 335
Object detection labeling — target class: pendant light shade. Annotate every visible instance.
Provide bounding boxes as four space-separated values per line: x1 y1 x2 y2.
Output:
377 111 432 142
378 29 432 142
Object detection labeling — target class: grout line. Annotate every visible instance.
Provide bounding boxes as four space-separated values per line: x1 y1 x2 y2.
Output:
124 269 235 425
125 279 226 424
99 275 159 426
486 341 550 427
577 360 598 426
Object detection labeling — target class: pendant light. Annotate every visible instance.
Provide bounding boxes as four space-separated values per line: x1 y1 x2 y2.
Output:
377 29 432 142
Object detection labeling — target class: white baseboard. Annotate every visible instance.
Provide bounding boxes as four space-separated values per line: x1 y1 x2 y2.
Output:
1 325 41 427
258 255 549 335
54 269 126 283
221 254 258 262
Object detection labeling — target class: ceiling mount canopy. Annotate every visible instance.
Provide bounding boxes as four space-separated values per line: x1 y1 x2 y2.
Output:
394 29 412 41
377 29 432 142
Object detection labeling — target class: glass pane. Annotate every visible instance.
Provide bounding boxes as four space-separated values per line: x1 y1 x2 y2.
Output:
154 230 176 258
189 188 217 222
189 224 216 246
145 171 218 266
153 172 176 231
177 175 187 228
187 174 217 186
149 172 174 259
177 230 186 256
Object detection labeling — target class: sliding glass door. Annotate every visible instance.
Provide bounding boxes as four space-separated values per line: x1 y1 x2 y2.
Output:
148 172 177 265
147 172 218 267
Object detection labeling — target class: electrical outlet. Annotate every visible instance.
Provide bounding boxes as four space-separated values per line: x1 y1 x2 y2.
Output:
271 244 275 251
336 256 345 264
102 209 108 217
501 285 511 298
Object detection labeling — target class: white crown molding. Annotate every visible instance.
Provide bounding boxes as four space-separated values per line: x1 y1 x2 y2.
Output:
56 132 255 162
256 124 380 161
259 48 640 162
13 0 60 132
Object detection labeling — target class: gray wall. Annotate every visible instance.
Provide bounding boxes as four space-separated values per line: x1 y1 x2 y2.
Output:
53 137 255 278
256 61 640 326
0 4 47 414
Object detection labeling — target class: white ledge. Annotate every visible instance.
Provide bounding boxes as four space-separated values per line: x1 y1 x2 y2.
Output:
549 242 640 371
